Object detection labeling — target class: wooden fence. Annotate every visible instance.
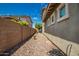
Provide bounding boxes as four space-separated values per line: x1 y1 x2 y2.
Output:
0 19 35 53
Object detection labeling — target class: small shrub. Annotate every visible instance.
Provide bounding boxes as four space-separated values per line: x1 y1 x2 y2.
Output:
18 21 29 26
11 20 29 26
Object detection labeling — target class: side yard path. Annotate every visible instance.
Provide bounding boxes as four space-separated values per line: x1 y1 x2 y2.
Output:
11 33 57 56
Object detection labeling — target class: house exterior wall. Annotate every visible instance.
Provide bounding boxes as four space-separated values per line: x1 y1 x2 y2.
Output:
42 22 45 33
42 8 47 33
42 8 47 22
45 3 79 55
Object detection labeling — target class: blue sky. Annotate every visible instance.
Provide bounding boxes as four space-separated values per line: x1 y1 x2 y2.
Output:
0 3 48 28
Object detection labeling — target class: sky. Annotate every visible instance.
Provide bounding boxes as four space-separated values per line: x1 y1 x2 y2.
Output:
0 3 48 28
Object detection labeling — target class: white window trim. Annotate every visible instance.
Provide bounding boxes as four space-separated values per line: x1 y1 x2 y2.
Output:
50 11 55 25
47 11 55 27
57 4 69 22
47 17 51 27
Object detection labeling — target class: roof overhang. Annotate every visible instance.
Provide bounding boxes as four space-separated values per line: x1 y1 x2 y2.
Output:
43 3 60 22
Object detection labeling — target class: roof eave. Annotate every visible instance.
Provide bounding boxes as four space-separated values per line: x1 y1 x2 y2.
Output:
43 3 60 22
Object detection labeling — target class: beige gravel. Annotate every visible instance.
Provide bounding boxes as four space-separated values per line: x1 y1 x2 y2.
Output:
11 33 57 56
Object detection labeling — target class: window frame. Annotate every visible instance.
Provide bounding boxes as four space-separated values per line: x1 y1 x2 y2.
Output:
47 17 51 27
50 11 55 25
57 4 69 22
47 11 56 27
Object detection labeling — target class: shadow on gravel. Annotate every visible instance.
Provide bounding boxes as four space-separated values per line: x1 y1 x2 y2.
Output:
48 48 66 56
0 33 35 56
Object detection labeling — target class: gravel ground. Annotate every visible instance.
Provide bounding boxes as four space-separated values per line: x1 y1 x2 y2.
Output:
11 33 57 56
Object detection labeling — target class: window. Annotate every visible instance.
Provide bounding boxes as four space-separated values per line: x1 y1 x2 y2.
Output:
47 18 51 26
52 16 54 22
46 11 55 27
51 11 55 25
57 4 69 22
60 5 65 17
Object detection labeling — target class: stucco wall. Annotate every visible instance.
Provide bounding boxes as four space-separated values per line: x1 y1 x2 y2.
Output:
45 3 79 55
0 19 35 53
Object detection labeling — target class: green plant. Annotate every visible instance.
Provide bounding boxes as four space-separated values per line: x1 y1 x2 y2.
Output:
18 21 29 26
11 19 29 26
35 23 42 30
11 19 18 23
